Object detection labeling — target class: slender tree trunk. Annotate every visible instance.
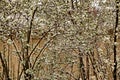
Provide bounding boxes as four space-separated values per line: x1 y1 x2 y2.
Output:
0 52 11 80
23 7 37 80
7 45 10 79
78 49 86 80
17 59 20 80
89 51 98 80
86 54 89 80
113 0 119 80
70 0 75 9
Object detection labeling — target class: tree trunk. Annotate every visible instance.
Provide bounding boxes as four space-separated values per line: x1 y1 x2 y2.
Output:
23 7 38 80
113 0 119 80
0 52 11 80
78 49 86 80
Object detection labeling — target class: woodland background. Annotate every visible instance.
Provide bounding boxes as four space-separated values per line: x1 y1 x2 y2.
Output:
0 0 120 80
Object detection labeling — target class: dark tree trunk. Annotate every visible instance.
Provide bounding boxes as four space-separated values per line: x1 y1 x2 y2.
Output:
113 0 119 80
78 49 86 80
23 7 38 80
71 0 75 9
86 54 89 80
